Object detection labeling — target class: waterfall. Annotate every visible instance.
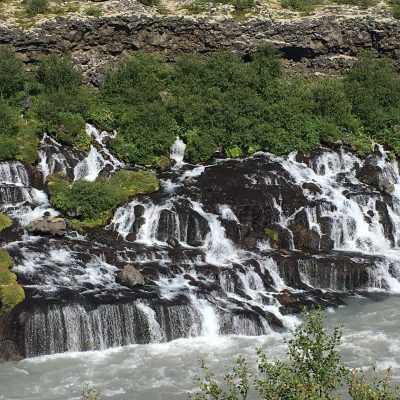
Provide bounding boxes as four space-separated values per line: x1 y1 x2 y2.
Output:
170 137 186 168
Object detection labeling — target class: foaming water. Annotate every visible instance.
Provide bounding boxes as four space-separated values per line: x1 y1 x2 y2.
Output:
0 297 398 400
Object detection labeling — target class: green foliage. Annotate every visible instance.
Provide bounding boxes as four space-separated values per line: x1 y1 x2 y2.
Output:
0 248 25 313
191 310 400 400
0 214 12 232
281 0 318 13
0 100 20 161
264 228 279 242
37 54 81 92
85 6 102 17
335 0 376 8
391 0 400 18
16 120 40 163
48 170 159 228
23 0 49 15
0 47 25 100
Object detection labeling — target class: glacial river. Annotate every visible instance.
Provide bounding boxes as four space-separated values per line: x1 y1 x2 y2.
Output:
0 296 398 400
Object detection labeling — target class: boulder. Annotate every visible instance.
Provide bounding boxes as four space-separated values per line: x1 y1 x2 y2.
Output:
116 265 145 289
27 216 67 236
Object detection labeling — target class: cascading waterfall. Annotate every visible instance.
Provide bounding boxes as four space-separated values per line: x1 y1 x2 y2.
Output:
2 141 400 359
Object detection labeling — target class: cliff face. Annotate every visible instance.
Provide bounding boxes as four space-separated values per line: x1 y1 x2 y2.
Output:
1 6 399 84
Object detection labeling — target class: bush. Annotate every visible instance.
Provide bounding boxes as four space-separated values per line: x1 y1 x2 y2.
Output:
191 310 400 400
48 170 159 228
37 54 81 92
137 0 160 5
16 120 40 164
281 0 319 13
24 0 49 15
0 47 25 100
85 6 102 17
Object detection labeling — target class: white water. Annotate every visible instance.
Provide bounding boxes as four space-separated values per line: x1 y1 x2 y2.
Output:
0 296 398 400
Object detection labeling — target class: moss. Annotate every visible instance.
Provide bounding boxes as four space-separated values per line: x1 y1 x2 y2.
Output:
16 119 40 164
0 213 12 232
155 155 171 171
0 248 25 312
265 228 279 243
49 170 159 229
225 145 243 158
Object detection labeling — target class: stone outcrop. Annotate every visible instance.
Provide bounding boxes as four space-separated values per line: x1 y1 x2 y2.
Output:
0 7 399 84
27 216 67 236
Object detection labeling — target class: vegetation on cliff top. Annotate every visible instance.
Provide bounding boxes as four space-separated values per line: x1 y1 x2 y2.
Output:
0 248 25 313
1 45 400 165
48 170 159 229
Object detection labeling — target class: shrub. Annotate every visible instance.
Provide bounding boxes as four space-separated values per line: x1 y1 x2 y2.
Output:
191 309 400 400
281 0 319 13
24 0 49 16
0 47 25 100
137 0 160 5
85 6 102 17
37 54 81 92
16 120 40 164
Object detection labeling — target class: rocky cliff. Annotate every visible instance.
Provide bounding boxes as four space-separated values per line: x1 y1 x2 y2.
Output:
1 4 399 84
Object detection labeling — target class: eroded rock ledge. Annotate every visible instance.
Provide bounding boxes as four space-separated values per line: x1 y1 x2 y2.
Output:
0 5 399 84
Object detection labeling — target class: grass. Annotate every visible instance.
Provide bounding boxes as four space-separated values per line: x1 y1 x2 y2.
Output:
0 248 25 313
48 170 160 229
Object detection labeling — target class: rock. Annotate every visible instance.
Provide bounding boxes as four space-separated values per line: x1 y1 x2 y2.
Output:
243 234 257 249
290 224 320 252
116 265 145 288
356 163 381 188
27 216 67 236
380 179 395 194
166 236 179 248
302 182 321 194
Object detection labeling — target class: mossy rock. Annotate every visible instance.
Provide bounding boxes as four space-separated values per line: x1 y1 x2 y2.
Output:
0 214 12 232
0 248 25 313
155 156 171 171
265 228 279 242
49 169 159 229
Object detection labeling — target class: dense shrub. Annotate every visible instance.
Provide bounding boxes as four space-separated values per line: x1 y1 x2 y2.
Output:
0 48 25 100
192 310 400 400
281 0 319 13
24 0 49 16
37 54 81 92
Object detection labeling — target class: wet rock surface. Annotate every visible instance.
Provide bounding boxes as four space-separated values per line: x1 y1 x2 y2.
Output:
1 136 400 359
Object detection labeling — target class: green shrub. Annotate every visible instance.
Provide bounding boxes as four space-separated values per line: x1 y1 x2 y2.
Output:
85 6 102 17
281 0 319 13
191 309 400 400
24 0 49 15
48 170 159 228
37 54 81 92
0 47 25 100
335 0 376 8
16 120 40 164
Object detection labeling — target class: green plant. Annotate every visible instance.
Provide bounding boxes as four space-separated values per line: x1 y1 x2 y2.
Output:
0 47 25 99
24 0 49 16
191 310 400 400
85 6 101 17
264 228 279 242
281 0 319 13
137 0 161 6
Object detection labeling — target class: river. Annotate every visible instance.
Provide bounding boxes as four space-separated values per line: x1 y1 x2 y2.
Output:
0 295 398 400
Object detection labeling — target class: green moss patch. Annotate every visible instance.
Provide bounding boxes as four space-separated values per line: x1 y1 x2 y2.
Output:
265 228 279 243
0 248 25 312
0 213 12 232
48 170 159 229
